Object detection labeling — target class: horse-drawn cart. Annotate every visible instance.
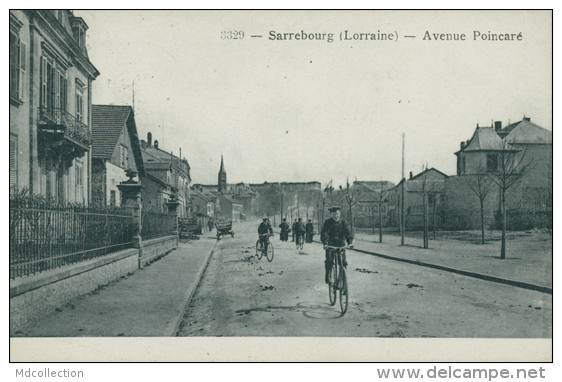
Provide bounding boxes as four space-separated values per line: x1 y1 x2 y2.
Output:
215 220 234 239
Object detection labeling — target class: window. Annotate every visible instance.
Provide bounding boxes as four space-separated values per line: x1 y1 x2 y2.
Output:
381 205 386 213
10 134 18 192
75 159 84 202
487 153 498 173
119 145 128 168
75 88 83 122
110 190 116 206
428 194 436 204
10 31 25 102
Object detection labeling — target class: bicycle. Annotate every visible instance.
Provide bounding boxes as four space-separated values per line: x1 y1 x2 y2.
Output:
325 245 352 315
255 233 274 262
296 232 304 250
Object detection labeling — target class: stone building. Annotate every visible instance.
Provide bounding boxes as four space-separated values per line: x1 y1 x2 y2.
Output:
139 133 192 216
444 117 552 230
352 180 395 228
10 10 99 203
388 168 448 229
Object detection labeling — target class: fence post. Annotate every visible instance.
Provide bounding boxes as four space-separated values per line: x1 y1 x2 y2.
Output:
164 197 180 242
117 171 144 268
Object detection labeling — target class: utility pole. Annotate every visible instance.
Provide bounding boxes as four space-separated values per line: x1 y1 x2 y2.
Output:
400 133 406 246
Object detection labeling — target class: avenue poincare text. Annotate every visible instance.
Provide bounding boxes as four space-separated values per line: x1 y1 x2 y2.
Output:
266 30 524 42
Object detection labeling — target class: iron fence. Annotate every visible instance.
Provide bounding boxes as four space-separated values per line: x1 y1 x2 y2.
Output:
141 209 177 240
9 194 133 279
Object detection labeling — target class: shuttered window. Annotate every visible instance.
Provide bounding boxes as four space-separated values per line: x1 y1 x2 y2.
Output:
9 32 20 100
10 134 18 192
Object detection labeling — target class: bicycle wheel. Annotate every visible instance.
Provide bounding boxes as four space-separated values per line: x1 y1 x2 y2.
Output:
339 266 349 315
266 242 274 262
328 260 337 306
256 240 263 260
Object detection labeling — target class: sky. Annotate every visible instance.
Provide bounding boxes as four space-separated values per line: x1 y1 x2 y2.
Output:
75 10 552 188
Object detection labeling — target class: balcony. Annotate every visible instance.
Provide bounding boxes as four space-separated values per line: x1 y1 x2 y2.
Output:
37 107 92 161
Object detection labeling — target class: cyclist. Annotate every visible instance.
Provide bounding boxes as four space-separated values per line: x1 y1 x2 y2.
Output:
258 217 274 252
321 206 353 284
305 219 315 243
279 218 290 242
295 218 306 248
292 219 298 242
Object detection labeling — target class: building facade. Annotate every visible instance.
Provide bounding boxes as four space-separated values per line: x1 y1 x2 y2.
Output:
445 117 552 230
10 10 99 203
91 105 145 206
139 133 191 216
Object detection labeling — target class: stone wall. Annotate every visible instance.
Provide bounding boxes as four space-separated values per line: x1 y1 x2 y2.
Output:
10 236 178 334
10 249 138 334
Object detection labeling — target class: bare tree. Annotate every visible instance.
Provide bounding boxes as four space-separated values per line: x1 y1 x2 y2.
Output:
373 182 389 243
467 163 495 244
417 165 444 249
344 178 363 236
486 139 533 259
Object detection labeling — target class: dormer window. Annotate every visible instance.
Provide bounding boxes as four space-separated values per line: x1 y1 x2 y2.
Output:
70 16 88 51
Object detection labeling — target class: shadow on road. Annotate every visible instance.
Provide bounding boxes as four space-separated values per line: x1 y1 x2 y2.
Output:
235 301 344 320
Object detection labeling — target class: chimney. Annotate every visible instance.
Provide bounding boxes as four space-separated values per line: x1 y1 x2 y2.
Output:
460 141 466 150
494 121 502 131
409 171 413 179
154 140 159 149
147 132 152 147
140 139 147 149
523 117 531 122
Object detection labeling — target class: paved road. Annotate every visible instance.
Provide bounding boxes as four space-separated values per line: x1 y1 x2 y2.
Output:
177 222 552 338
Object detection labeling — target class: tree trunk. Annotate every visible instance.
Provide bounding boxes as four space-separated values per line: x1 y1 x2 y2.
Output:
379 208 383 243
480 197 485 244
432 199 436 240
423 195 429 249
501 188 506 259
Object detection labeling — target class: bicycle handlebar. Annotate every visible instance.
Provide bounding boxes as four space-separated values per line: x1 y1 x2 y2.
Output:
324 244 353 249
259 233 273 237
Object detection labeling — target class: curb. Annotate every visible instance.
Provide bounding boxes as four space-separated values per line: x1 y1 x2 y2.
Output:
166 241 218 336
300 234 551 295
350 247 552 295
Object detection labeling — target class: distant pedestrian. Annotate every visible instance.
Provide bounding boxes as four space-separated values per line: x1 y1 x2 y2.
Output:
279 218 290 242
305 219 315 243
292 219 298 242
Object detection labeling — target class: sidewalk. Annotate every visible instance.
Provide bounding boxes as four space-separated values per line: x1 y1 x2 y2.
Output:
13 232 218 337
351 230 552 292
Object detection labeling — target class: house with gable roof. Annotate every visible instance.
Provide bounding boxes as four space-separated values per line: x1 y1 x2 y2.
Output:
91 104 145 206
443 117 552 230
139 132 191 216
353 180 395 228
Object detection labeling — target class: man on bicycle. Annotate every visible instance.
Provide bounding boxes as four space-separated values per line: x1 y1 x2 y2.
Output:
258 217 274 252
295 218 306 247
321 206 353 284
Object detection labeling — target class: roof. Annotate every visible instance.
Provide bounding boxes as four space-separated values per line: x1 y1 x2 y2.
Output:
503 119 552 145
91 105 132 159
410 167 449 180
462 125 507 152
91 104 145 177
190 187 211 202
354 181 395 192
142 144 191 181
405 178 445 193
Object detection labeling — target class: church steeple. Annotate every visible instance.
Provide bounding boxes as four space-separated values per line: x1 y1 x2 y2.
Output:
218 155 227 192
